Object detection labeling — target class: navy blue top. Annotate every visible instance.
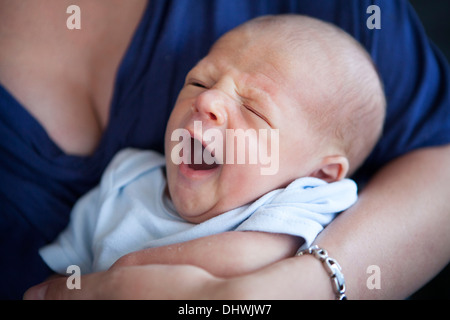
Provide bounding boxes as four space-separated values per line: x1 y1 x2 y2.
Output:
1 0 449 299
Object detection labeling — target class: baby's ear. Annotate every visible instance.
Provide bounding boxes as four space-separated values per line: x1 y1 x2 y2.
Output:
309 156 349 183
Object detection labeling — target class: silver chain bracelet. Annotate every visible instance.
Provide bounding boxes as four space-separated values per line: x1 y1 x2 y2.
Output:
296 245 347 300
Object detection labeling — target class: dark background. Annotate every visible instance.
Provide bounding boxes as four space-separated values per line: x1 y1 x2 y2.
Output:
407 0 449 299
409 0 450 62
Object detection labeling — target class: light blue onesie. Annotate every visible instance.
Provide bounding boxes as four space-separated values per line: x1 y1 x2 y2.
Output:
40 149 357 274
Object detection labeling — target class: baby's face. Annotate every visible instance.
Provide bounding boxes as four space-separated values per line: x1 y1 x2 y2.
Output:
164 27 324 223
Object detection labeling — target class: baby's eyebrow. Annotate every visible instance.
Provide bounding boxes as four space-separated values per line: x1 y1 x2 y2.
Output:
238 85 276 127
186 58 216 81
238 71 279 104
242 77 277 104
242 86 271 103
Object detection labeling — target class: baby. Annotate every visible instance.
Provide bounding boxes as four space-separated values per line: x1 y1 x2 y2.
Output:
40 15 385 276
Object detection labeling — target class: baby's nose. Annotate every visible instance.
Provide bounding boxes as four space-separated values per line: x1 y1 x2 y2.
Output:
193 89 228 126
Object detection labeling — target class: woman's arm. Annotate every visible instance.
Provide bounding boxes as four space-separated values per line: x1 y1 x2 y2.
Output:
111 232 303 278
24 145 450 299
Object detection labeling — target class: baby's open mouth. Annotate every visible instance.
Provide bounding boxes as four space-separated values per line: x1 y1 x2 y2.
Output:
188 138 220 171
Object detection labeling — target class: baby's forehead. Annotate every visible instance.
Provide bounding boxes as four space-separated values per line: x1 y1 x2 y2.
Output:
215 20 345 74
224 15 361 59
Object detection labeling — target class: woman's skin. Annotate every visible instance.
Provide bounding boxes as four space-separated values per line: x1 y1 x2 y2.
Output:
0 0 147 156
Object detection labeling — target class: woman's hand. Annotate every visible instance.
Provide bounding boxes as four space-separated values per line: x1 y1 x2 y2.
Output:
24 264 222 300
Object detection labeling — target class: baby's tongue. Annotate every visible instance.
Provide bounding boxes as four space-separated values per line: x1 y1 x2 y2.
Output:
189 138 219 171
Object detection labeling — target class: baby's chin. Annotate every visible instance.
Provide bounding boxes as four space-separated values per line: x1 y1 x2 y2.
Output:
174 192 257 225
169 194 215 224
175 206 218 224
